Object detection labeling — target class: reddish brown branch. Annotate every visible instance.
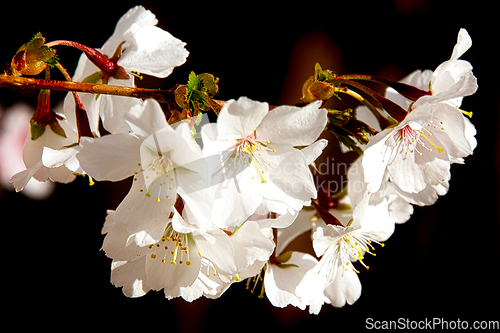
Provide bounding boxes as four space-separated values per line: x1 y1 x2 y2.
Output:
0 74 171 103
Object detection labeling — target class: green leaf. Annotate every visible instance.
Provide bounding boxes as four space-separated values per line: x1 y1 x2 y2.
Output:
187 71 201 93
199 73 219 97
314 62 336 82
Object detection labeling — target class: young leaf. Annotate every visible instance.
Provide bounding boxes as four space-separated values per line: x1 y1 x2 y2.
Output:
187 71 201 93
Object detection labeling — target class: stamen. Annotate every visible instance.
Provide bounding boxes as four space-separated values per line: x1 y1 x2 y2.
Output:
339 230 385 273
420 132 444 154
146 223 193 267
245 266 266 298
252 158 267 183
233 136 275 184
397 123 445 157
459 109 473 118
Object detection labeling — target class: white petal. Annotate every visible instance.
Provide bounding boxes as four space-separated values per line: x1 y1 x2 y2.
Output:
312 226 345 257
125 99 169 140
323 264 361 307
265 252 318 310
171 209 198 235
216 97 269 140
99 94 141 135
230 221 275 271
119 26 189 78
102 223 150 261
257 101 326 146
102 6 157 55
388 146 449 194
301 139 328 165
267 146 316 201
256 211 299 229
115 176 174 246
145 237 201 298
170 123 205 175
113 7 156 38
196 229 236 274
111 257 150 298
432 104 475 159
42 146 79 169
295 249 337 314
9 161 42 192
361 131 392 193
77 134 141 181
451 28 472 60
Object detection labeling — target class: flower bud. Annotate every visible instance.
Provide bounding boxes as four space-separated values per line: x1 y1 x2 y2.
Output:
300 63 338 104
11 33 57 76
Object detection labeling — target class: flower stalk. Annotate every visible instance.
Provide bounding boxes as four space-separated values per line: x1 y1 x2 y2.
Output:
46 40 129 82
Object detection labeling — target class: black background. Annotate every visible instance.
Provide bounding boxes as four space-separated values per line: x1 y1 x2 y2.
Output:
1 0 498 330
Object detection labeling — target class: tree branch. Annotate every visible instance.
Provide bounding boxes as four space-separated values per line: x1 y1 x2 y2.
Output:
0 74 171 103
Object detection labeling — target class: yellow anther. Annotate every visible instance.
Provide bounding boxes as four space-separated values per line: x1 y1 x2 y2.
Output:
420 132 444 153
460 109 473 118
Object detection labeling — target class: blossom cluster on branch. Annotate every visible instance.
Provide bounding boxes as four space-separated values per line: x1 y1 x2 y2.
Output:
2 6 477 314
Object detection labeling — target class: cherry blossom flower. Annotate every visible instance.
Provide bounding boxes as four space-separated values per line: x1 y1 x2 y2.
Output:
104 183 280 301
103 203 237 300
362 30 477 195
385 30 477 165
76 99 168 182
70 5 189 135
9 102 78 192
414 29 476 109
201 97 328 225
185 211 315 308
295 195 394 314
362 102 451 194
77 100 209 247
179 219 276 301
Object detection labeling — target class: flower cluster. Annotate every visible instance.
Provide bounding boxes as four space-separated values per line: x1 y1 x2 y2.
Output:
4 6 477 314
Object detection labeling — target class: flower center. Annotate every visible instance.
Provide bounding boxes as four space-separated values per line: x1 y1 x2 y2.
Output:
338 229 385 273
134 154 177 202
147 223 192 266
396 119 445 157
234 136 276 184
